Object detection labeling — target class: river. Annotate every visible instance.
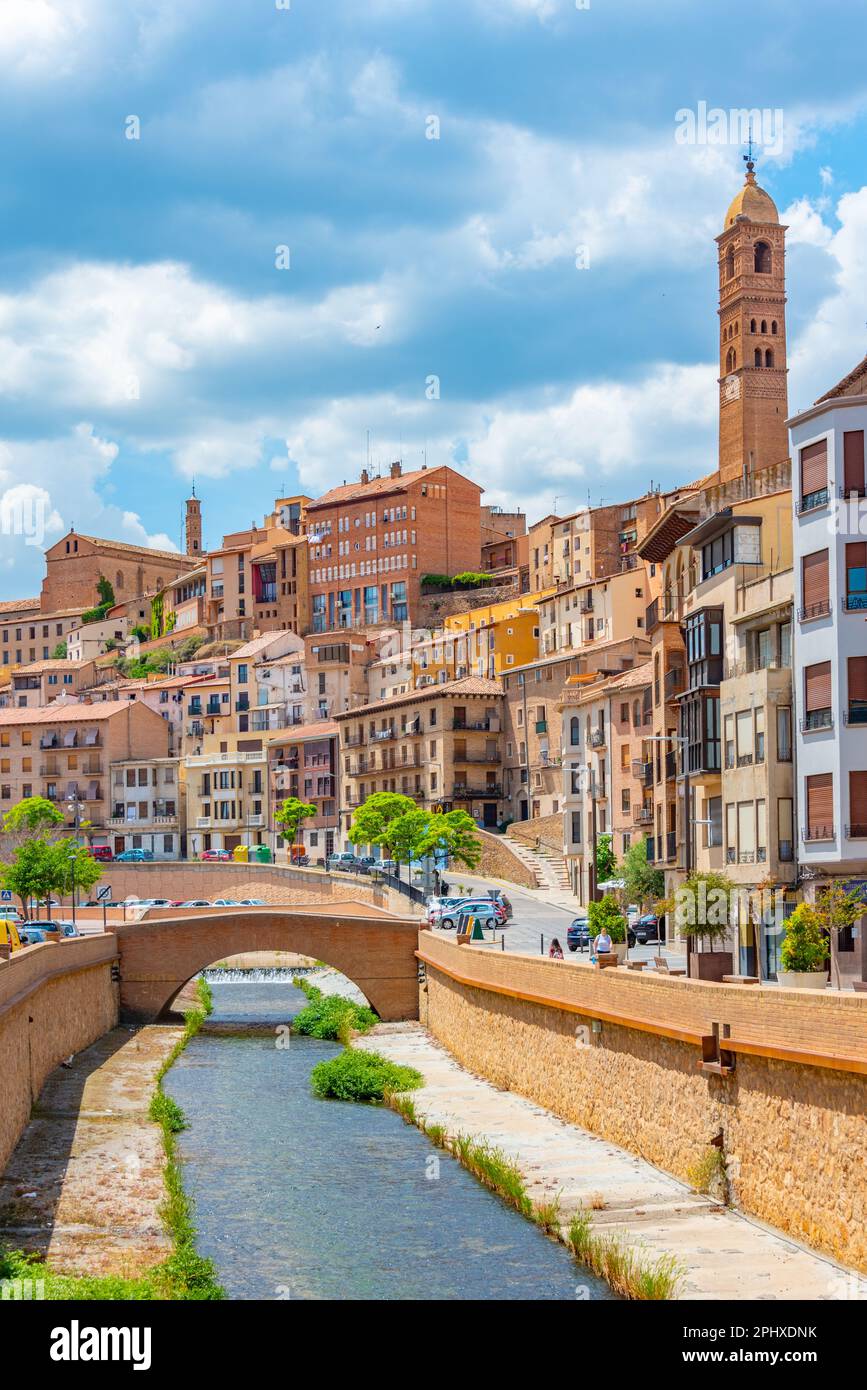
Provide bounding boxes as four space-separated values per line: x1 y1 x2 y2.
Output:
163 977 614 1301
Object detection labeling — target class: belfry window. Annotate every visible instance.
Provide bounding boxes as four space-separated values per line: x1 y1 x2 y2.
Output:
754 241 771 273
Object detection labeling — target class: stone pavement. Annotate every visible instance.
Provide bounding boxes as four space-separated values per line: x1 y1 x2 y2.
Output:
359 1024 867 1302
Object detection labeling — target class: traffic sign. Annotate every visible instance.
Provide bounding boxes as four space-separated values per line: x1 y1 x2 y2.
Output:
0 890 12 903
96 885 112 902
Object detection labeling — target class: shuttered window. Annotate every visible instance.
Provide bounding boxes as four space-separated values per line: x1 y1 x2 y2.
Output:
843 430 866 497
778 798 794 862
737 802 755 860
848 657 867 725
804 662 832 724
801 549 829 617
800 439 828 503
849 772 867 837
806 773 833 839
735 710 753 761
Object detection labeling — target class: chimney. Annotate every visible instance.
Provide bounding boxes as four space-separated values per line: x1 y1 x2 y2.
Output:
390 460 402 479
360 468 370 486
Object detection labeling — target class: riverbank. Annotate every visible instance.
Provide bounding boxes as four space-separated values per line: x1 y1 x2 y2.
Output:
357 1024 867 1301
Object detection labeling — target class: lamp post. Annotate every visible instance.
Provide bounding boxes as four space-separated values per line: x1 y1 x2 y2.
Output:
65 793 83 928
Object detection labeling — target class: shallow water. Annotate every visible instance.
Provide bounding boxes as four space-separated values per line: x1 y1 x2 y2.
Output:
164 980 615 1301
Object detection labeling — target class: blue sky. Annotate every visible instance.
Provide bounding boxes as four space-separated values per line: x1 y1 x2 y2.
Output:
1 0 866 597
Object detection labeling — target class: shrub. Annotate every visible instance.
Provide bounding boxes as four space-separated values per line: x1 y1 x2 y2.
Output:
310 1048 422 1102
452 571 493 589
587 894 626 943
779 903 829 974
420 573 453 590
292 985 377 1040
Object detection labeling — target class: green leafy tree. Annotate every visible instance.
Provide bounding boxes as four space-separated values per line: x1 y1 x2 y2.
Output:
595 832 616 882
382 807 432 882
97 576 115 609
274 797 317 854
619 837 665 911
587 894 626 945
1 796 64 861
0 838 59 918
670 870 736 951
348 792 416 852
779 903 829 976
813 882 866 987
52 641 67 659
50 839 102 905
419 808 482 875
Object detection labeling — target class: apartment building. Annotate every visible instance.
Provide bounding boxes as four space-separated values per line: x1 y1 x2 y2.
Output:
66 617 133 662
412 596 541 687
185 732 274 854
480 505 527 576
107 757 184 859
790 356 867 985
268 720 339 859
1 659 97 709
0 701 169 844
304 462 483 633
536 567 651 658
334 676 503 841
185 672 231 749
204 497 311 642
0 600 83 668
227 631 306 734
501 638 650 823
366 649 414 702
561 663 653 901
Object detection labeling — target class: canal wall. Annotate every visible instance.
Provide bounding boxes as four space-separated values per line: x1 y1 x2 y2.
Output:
417 936 867 1272
0 937 119 1176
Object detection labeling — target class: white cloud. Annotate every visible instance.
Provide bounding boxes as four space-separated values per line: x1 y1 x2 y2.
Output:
788 187 867 409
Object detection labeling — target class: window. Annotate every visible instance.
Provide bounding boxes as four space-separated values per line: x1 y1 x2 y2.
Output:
843 430 866 498
803 662 832 731
754 240 771 273
778 798 794 861
799 440 828 512
849 772 867 839
805 773 833 840
569 716 580 745
845 542 867 611
800 549 830 620
848 657 867 726
777 706 792 760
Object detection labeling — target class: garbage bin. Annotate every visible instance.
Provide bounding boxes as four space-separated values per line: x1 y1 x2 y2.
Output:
254 844 271 864
233 845 249 863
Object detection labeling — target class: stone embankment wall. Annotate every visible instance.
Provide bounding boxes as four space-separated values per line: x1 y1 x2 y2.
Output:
418 935 867 1272
474 830 538 889
506 815 563 853
0 937 119 1175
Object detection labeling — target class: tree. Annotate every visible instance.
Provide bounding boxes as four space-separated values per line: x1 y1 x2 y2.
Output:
348 792 416 851
595 832 616 882
0 838 58 918
274 797 317 855
619 837 665 911
671 870 736 951
1 796 64 860
382 808 431 882
779 903 829 977
587 894 626 945
96 575 115 609
813 882 866 988
50 839 102 904
52 641 67 659
419 809 481 876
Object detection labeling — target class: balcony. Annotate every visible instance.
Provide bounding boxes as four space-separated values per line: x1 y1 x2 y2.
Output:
640 761 653 789
736 753 754 767
846 824 867 838
798 600 831 622
666 831 677 862
535 720 548 734
452 784 502 799
590 728 606 749
453 718 499 732
665 750 677 780
235 698 250 713
645 598 660 635
246 814 265 828
802 825 835 842
632 806 653 826
842 593 867 612
371 728 397 743
453 751 501 764
187 703 203 717
795 487 829 515
344 733 364 748
800 710 833 733
185 750 266 766
845 706 867 726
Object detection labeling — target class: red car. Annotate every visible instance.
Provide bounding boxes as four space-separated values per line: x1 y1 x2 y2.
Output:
201 849 231 862
89 846 113 862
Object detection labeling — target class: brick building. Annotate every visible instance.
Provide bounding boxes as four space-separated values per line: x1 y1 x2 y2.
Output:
268 720 339 859
40 531 196 615
304 462 483 633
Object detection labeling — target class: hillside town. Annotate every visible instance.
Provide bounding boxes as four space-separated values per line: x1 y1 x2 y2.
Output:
1 159 865 991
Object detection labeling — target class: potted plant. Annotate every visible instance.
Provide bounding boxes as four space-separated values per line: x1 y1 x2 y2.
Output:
587 894 627 962
778 904 829 989
675 871 735 981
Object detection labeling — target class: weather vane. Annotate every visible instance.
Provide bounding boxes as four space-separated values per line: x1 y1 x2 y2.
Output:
743 122 755 174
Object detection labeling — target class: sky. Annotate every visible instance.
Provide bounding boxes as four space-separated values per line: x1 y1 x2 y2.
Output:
1 0 866 598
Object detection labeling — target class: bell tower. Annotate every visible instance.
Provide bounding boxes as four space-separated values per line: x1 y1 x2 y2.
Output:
185 484 202 557
716 152 788 484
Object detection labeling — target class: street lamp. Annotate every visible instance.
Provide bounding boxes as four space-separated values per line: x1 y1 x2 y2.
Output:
66 793 83 929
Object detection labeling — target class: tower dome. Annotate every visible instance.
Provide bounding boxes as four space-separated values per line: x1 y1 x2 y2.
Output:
724 164 779 227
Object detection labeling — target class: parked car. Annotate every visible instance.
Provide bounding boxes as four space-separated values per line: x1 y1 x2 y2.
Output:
115 849 154 863
325 851 357 871
136 898 173 908
89 845 113 862
567 916 591 952
633 913 662 945
212 898 241 907
201 849 231 862
238 899 266 906
429 899 501 931
179 899 213 908
20 921 80 943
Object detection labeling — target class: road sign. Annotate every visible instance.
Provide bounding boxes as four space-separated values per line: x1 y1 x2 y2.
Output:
0 890 12 903
96 885 112 902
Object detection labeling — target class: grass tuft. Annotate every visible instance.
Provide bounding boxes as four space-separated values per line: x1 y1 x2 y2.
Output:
310 1048 423 1103
533 1193 563 1235
568 1206 684 1301
687 1146 728 1197
450 1134 533 1218
292 981 377 1041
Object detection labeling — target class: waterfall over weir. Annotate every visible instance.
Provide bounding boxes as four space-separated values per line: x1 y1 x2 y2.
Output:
201 967 314 984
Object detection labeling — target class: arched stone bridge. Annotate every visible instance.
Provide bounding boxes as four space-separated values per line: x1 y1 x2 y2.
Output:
113 907 422 1022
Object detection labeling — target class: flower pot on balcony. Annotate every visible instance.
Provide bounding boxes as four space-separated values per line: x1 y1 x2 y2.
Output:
688 950 733 982
777 970 829 990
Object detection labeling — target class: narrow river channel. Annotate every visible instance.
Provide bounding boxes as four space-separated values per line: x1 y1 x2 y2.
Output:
163 977 615 1301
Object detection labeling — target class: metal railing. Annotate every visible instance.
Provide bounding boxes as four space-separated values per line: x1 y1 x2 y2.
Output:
795 487 829 515
802 825 835 841
800 710 833 732
798 600 831 622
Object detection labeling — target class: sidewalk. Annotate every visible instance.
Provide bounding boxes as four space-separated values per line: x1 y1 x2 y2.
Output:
359 1024 867 1301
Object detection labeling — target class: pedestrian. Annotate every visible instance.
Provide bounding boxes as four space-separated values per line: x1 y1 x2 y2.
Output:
548 937 564 959
595 927 613 956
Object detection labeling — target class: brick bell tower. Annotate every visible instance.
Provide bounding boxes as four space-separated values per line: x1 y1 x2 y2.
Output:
185 484 202 557
716 151 789 485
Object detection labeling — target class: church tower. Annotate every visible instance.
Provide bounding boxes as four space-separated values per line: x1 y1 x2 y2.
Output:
716 155 789 484
185 485 202 557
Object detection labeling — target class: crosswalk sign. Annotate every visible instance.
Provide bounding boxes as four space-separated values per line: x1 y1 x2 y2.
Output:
0 890 12 903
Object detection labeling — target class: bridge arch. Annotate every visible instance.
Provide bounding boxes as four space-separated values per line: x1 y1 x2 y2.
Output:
113 908 421 1023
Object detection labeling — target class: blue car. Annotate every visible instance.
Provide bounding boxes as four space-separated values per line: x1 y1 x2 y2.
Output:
567 917 591 952
115 849 155 862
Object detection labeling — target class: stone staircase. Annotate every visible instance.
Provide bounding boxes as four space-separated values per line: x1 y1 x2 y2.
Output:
535 843 572 892
504 835 571 893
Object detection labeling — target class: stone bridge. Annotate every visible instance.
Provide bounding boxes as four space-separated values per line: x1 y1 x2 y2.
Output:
113 906 422 1022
